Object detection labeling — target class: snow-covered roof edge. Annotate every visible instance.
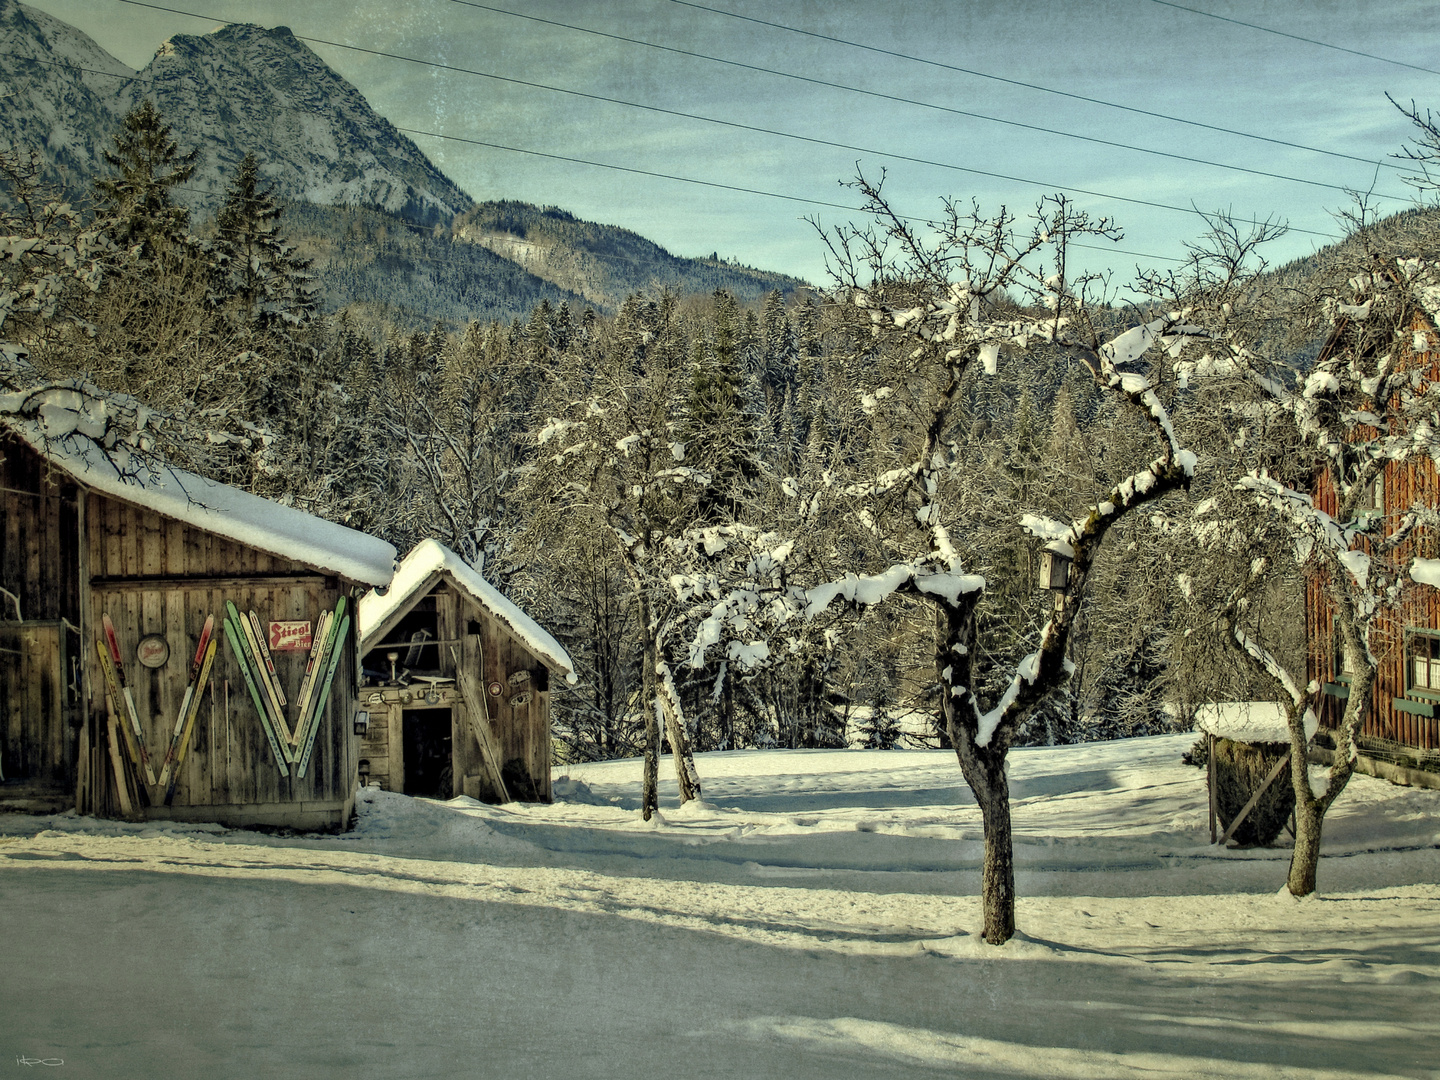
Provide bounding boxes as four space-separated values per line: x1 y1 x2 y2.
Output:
0 411 396 586
357 538 577 684
1194 701 1316 745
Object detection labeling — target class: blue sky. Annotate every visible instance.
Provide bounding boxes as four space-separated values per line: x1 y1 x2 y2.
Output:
24 0 1440 287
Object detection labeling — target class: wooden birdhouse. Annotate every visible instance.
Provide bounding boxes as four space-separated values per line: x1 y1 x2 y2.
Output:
1039 548 1071 591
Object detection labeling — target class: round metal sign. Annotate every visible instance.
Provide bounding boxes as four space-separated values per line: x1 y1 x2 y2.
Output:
136 634 170 669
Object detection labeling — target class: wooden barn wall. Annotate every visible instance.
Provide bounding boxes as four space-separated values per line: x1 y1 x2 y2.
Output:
356 583 552 802
1306 310 1440 751
0 435 82 795
82 492 358 822
460 594 552 802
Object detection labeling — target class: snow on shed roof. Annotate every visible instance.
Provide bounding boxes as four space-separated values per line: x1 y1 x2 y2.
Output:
0 393 396 586
357 539 576 683
1194 701 1317 745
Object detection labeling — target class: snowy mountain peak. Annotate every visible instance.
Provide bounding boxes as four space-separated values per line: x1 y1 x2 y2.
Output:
119 21 472 223
0 2 134 194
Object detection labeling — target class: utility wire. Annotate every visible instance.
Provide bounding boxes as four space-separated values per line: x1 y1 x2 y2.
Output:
114 0 1344 240
395 127 1192 262
442 0 1401 200
667 0 1409 173
1149 0 1440 77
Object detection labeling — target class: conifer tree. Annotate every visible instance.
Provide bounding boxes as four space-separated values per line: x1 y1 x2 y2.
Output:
92 100 195 261
212 152 315 333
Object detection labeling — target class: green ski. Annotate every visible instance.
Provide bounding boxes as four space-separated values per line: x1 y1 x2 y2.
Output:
296 606 349 780
222 614 290 775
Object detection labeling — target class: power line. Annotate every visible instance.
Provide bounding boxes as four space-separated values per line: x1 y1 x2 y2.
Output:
115 0 1343 240
667 0 1409 173
1149 0 1440 77
442 0 1402 201
397 125 1192 262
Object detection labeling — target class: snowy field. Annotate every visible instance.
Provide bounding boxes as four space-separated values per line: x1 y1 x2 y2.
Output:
2 732 1438 1079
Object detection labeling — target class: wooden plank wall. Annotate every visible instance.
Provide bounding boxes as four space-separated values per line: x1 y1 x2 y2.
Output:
0 623 67 787
368 582 552 802
0 433 81 623
463 592 551 801
82 492 358 818
0 435 81 793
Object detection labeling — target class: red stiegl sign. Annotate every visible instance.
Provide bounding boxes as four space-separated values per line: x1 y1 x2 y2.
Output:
269 621 313 652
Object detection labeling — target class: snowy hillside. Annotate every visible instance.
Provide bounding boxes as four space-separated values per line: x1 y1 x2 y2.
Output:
2 733 1436 1078
0 0 133 195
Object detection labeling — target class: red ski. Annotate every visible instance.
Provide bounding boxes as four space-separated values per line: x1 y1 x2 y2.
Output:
157 614 214 791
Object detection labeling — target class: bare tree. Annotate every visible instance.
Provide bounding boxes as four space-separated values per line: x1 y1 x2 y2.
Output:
689 176 1212 943
1161 213 1440 895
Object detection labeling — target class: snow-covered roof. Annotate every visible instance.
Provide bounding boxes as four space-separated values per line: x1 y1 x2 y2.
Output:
0 395 396 586
1194 701 1316 745
357 539 577 684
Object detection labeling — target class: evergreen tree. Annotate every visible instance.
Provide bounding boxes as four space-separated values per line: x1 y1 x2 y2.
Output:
92 100 195 261
212 152 315 333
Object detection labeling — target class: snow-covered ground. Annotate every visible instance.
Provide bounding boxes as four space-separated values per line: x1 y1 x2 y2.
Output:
2 733 1438 1078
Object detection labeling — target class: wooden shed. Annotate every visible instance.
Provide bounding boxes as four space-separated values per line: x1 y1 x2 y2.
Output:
355 539 575 803
0 388 396 828
1307 283 1440 780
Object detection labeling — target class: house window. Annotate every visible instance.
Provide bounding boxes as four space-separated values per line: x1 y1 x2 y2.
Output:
1357 473 1384 526
1405 631 1440 696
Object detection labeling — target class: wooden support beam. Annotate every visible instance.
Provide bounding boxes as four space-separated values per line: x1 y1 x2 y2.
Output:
89 573 337 592
452 643 510 803
1218 751 1292 846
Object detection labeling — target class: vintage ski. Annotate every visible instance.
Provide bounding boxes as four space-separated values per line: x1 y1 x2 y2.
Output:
105 714 134 816
96 642 148 810
289 610 331 753
248 610 288 708
227 601 293 744
96 640 142 774
157 614 214 790
222 614 291 774
102 613 156 786
296 605 349 780
164 635 219 805
292 602 344 779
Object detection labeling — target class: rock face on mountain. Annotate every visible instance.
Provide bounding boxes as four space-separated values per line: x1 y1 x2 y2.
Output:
116 22 472 224
2 5 470 224
0 0 133 195
2 3 812 322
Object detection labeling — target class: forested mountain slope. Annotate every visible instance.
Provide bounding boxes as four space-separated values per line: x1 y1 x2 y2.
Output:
284 202 590 328
454 201 810 311
2 4 813 325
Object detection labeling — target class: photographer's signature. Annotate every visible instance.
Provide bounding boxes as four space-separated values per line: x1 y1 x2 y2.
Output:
15 1057 63 1067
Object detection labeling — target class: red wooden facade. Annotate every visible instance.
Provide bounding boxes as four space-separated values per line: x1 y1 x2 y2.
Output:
1307 305 1440 759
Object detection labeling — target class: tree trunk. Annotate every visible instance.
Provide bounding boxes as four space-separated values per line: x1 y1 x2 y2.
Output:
1287 788 1323 896
937 595 1016 944
953 732 1016 944
1285 640 1366 896
663 698 701 802
641 641 660 821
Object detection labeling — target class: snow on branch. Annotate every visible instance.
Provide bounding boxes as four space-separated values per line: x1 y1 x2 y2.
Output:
803 560 984 620
1237 473 1355 572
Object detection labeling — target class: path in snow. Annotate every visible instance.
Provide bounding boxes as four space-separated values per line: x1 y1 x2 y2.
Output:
1 733 1437 1078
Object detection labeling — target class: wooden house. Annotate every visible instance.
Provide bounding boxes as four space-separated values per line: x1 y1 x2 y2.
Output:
355 539 575 803
0 387 396 828
1307 273 1440 784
